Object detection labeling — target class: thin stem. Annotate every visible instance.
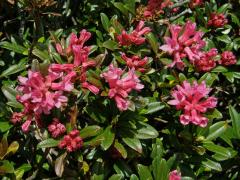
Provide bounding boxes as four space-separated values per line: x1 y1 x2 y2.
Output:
170 8 192 21
170 0 190 9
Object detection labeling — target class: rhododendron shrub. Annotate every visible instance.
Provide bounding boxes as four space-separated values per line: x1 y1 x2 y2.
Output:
0 0 240 179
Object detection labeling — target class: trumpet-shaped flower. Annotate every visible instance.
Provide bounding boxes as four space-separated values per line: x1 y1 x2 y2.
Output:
160 21 206 70
168 80 217 127
101 64 144 111
169 170 181 180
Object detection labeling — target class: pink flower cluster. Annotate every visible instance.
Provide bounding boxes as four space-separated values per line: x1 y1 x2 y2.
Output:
160 21 220 71
48 118 66 138
169 170 181 180
144 0 173 17
208 13 228 28
101 64 144 111
117 21 151 46
121 53 149 72
58 130 83 152
13 67 76 132
195 48 218 72
168 81 217 127
219 51 237 66
56 30 99 94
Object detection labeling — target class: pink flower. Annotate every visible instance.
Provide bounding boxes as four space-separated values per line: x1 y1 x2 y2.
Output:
117 21 151 46
168 81 217 127
11 112 24 124
169 170 181 180
160 21 206 70
48 118 66 138
189 0 203 9
58 129 83 152
208 13 228 28
17 70 69 115
219 51 237 66
144 0 173 17
21 119 32 133
101 64 144 111
121 53 148 72
69 29 91 66
195 48 218 72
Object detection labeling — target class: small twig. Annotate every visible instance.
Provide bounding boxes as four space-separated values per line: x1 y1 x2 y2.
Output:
170 8 192 21
170 0 190 9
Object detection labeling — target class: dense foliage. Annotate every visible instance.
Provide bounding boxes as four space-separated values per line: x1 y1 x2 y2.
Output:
0 0 240 179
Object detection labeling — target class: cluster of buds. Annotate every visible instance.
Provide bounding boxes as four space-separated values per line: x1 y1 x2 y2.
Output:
58 130 83 152
219 51 237 66
207 13 228 28
121 53 149 73
48 118 66 138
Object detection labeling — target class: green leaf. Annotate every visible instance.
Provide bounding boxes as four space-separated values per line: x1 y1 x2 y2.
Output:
135 122 159 139
101 126 115 150
144 102 165 114
122 137 142 153
32 49 50 62
151 139 164 159
80 125 102 139
202 159 222 171
146 33 158 54
206 121 228 141
223 72 234 83
137 164 153 180
0 122 12 133
230 13 240 26
130 174 139 180
113 2 128 16
0 160 14 174
158 159 169 180
102 40 118 51
0 41 27 54
1 85 18 102
211 66 228 73
203 141 234 161
217 35 231 44
229 106 240 139
0 63 27 78
124 0 136 14
6 141 19 156
109 174 123 180
217 3 231 13
37 138 59 149
152 156 161 180
100 13 110 32
114 141 127 159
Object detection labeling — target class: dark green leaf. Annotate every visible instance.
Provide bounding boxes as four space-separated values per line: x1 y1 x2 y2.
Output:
101 126 115 150
100 13 110 32
137 164 153 180
37 138 59 149
122 137 142 153
202 159 222 171
229 106 240 139
80 125 102 139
